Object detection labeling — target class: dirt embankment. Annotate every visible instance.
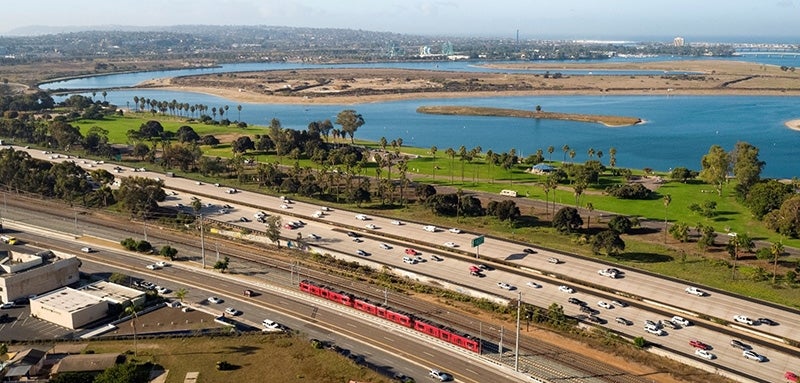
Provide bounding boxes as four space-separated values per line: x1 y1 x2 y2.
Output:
417 105 642 127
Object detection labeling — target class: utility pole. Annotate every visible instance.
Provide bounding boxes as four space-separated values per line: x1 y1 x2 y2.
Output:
515 291 521 372
200 214 206 269
498 326 504 363
142 218 147 241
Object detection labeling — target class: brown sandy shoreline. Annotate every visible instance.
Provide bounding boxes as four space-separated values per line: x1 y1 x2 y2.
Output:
785 119 800 131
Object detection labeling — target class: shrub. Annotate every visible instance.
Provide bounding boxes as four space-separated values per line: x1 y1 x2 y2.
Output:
605 183 651 199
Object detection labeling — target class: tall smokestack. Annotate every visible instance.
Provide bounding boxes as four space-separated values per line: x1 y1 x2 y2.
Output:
516 29 519 44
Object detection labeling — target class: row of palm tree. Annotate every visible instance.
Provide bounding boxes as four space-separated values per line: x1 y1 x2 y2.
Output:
131 96 242 122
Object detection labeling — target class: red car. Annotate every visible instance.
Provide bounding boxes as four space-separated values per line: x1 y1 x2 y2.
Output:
404 248 418 255
689 340 710 350
786 371 798 383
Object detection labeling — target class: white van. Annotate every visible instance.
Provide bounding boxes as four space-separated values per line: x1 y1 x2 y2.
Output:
262 319 283 331
423 225 437 232
500 189 518 197
402 256 416 264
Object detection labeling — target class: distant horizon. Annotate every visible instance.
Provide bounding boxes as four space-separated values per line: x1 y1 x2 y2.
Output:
2 24 797 46
1 0 797 43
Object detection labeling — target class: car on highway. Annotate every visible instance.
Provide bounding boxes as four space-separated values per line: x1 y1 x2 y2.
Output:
522 248 537 254
307 233 321 240
355 214 369 220
597 301 613 309
547 257 561 264
365 224 378 230
660 320 677 329
785 371 799 383
580 306 597 314
155 261 169 267
320 206 332 212
730 339 750 350
283 223 296 230
239 217 250 222
207 296 223 304
145 264 162 270
469 270 484 277
404 248 419 255
685 286 706 296
610 300 628 308
352 238 364 243
430 255 443 262
742 350 765 362
689 340 710 350
644 327 665 336
428 369 453 382
80 247 95 253
390 220 403 225
279 204 290 209
496 282 514 290
262 319 283 331
615 317 632 326
346 231 360 238
443 242 457 248
423 225 437 232
695 349 715 360
758 317 778 326
597 268 618 278
568 297 585 306
586 315 605 324
402 256 417 264
311 211 324 218
644 320 660 329
525 281 541 288
224 307 240 316
379 243 392 250
356 249 369 257
558 285 575 294
478 264 493 271
671 316 691 326
733 315 754 325
449 228 462 234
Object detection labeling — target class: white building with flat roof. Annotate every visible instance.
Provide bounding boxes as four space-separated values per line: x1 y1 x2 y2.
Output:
30 287 108 329
78 280 145 307
0 250 80 303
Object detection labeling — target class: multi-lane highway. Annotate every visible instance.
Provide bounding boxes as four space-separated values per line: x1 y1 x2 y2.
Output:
13 145 800 383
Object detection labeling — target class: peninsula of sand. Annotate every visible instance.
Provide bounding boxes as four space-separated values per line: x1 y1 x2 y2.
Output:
786 119 800 131
134 60 800 106
417 106 641 127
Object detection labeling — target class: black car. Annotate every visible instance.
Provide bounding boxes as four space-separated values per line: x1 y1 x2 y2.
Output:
580 306 597 314
730 339 751 350
568 297 586 306
615 317 633 326
586 315 605 324
346 231 360 238
523 248 537 254
757 317 778 326
478 264 493 271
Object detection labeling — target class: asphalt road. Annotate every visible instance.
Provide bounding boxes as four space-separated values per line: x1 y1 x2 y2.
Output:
11 145 800 383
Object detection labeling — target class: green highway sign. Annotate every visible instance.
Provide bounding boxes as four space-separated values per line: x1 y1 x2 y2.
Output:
471 235 485 248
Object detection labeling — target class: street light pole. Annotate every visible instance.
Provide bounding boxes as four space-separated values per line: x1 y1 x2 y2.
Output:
200 214 206 269
515 291 521 372
728 232 737 280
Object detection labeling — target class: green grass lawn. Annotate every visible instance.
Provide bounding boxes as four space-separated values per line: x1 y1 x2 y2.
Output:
83 334 392 383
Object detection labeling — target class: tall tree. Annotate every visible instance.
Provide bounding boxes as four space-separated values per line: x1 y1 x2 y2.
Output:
663 194 671 243
699 144 730 196
731 141 764 197
770 241 784 284
335 109 365 143
445 147 456 184
430 145 438 180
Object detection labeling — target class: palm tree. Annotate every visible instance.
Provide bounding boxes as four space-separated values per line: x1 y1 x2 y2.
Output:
586 202 594 229
547 146 555 163
562 145 570 162
609 147 617 168
587 148 595 159
458 145 467 184
237 105 242 121
663 194 671 243
771 241 784 284
430 146 438 180
175 288 188 303
569 150 576 163
124 305 141 356
445 147 456 184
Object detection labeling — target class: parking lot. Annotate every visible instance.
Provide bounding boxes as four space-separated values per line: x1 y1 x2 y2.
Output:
0 304 73 341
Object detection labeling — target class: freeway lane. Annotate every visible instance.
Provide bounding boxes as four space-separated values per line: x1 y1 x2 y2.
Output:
15 146 800 382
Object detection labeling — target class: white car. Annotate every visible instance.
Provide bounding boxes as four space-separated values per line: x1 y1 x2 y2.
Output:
733 315 754 325
743 350 765 362
262 319 283 331
311 211 323 218
365 224 378 230
356 249 368 257
80 247 94 253
497 282 514 290
379 243 392 250
695 349 715 360
307 233 321 240
390 220 403 225
598 268 618 278
224 307 240 316
207 296 223 304
685 286 706 296
598 301 613 309
145 264 161 270
155 261 169 267
355 214 369 220
558 285 575 294
155 286 170 294
449 228 462 234
671 316 691 326
611 300 628 308
644 327 665 336
443 242 457 248
526 281 542 288
0 302 14 309
279 204 290 209
429 369 453 382
320 206 332 212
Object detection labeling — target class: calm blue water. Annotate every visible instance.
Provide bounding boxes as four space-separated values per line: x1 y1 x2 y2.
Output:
44 56 800 179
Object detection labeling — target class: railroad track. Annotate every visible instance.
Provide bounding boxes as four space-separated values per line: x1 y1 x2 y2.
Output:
5 193 652 383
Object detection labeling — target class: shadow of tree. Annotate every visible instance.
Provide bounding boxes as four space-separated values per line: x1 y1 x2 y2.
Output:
616 252 673 263
224 345 261 356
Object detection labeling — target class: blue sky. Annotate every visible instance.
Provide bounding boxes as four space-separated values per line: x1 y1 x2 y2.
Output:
3 0 798 41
